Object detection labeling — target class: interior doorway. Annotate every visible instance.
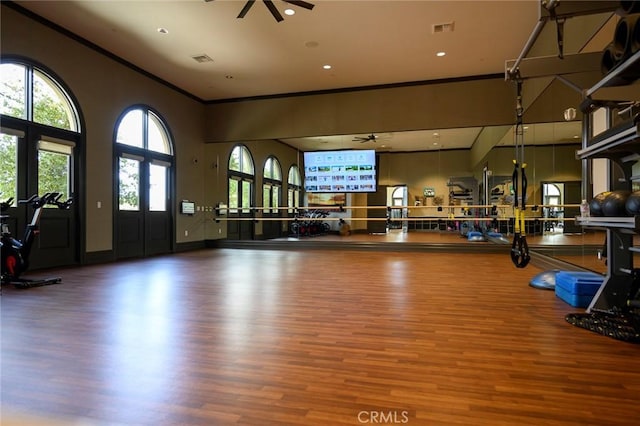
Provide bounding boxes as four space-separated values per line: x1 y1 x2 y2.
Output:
541 182 570 234
388 185 408 232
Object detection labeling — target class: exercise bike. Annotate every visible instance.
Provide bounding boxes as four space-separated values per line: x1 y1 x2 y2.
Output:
1 192 73 289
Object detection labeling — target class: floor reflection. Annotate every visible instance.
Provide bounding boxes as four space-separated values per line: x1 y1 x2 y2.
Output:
275 229 607 272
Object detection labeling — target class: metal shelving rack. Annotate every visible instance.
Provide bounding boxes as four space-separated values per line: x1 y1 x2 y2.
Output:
576 50 640 313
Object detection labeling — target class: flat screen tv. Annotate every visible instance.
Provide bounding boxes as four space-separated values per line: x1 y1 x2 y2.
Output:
303 149 377 193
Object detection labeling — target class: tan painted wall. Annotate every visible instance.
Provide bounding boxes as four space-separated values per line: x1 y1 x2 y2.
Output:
204 78 517 142
2 6 206 252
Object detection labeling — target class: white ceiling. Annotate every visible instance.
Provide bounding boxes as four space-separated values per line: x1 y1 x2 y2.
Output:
13 0 607 152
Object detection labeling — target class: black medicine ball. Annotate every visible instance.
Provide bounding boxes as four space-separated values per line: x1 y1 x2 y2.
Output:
626 191 640 215
602 190 631 217
589 192 610 217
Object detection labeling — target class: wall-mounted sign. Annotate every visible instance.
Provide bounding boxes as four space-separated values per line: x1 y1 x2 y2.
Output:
181 200 196 215
423 187 435 197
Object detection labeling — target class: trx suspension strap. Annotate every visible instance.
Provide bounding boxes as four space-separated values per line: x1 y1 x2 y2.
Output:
511 76 530 268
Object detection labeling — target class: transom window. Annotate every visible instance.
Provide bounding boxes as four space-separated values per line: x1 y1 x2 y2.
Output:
229 145 254 175
264 157 282 181
116 109 172 154
288 165 301 186
1 62 80 132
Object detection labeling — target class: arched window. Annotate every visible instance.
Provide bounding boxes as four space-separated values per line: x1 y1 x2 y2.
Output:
0 59 81 270
288 164 302 213
114 106 174 258
229 144 254 175
1 62 81 203
392 186 405 206
228 145 254 214
116 109 172 154
1 62 80 132
542 183 561 208
263 156 282 213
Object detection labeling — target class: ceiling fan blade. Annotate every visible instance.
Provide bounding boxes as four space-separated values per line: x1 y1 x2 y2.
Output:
237 0 256 19
263 0 284 22
282 0 315 10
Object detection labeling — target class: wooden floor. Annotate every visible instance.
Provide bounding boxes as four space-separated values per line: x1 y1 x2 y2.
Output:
275 230 609 273
2 247 639 425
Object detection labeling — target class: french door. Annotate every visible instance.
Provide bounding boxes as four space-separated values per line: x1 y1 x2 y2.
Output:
115 149 173 258
227 177 254 240
1 123 78 270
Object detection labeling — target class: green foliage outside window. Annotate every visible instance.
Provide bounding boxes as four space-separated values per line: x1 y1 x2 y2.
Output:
33 75 72 129
119 158 140 210
0 135 17 201
38 150 70 199
1 63 75 201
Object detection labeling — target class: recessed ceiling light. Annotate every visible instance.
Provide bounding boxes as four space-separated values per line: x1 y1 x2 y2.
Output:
157 28 169 34
433 142 438 145
436 51 446 57
323 64 332 70
284 8 295 16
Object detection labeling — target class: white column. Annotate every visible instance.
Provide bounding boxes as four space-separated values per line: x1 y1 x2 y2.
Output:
591 107 610 195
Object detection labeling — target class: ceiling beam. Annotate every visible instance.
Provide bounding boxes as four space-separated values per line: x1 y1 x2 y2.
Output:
505 52 602 80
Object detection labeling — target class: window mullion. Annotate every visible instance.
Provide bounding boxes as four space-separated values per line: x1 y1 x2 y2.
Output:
142 110 149 150
25 65 33 122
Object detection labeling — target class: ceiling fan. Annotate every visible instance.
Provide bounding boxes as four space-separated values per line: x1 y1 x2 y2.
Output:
206 0 315 23
353 134 379 143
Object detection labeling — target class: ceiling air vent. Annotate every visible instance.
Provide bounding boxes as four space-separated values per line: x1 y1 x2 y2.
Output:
432 21 455 34
191 54 213 63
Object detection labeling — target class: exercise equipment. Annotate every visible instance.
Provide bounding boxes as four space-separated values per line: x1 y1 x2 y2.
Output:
529 269 560 290
467 231 485 242
602 190 632 216
599 6 640 84
509 76 530 268
1 193 73 289
338 218 351 236
554 271 605 308
626 190 640 215
486 231 509 244
566 311 640 343
589 191 610 216
290 209 331 238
